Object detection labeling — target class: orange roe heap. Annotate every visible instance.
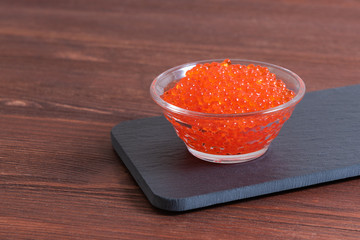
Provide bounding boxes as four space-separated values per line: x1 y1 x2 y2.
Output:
162 59 295 114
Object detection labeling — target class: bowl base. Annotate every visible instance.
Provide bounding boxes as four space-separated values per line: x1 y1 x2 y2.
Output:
187 146 269 164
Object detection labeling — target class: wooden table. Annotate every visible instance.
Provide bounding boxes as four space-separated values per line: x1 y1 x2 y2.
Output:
1 1 360 239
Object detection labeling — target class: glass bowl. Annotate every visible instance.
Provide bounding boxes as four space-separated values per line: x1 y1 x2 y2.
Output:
150 59 305 164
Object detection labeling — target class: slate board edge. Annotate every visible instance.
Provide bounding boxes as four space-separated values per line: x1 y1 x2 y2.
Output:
112 127 360 212
186 164 360 212
111 85 360 212
111 130 184 211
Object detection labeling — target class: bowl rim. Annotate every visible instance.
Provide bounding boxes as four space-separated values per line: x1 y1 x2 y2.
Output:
150 59 306 118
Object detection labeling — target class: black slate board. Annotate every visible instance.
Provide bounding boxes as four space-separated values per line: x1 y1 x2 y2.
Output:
111 85 360 212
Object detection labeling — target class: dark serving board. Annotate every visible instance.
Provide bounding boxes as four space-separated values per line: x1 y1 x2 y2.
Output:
111 85 360 212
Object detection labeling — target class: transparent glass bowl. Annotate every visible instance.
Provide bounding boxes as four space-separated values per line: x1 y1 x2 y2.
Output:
150 59 305 164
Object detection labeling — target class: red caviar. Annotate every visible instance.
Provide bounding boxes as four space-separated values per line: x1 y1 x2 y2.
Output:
162 59 295 114
160 60 296 156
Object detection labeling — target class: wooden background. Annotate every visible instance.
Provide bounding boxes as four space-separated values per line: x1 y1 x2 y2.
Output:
1 0 360 239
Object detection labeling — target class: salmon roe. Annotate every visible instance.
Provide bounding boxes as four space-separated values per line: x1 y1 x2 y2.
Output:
162 59 295 114
160 60 296 156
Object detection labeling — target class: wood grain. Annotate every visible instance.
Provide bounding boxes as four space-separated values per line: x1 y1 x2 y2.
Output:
1 0 360 239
